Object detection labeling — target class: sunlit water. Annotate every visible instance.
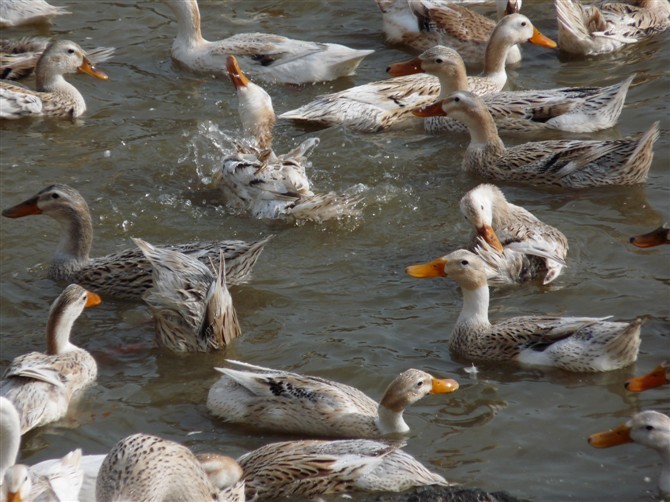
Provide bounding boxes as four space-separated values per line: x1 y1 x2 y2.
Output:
0 1 668 500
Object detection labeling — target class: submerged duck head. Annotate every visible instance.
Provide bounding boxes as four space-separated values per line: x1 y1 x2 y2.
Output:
460 184 506 253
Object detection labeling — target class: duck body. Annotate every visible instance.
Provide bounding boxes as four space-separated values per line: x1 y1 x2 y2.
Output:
415 91 659 188
460 184 568 285
0 285 100 434
207 360 458 438
163 0 372 84
0 40 108 119
0 0 69 27
406 249 642 372
1 184 272 301
388 45 633 134
133 238 241 353
237 439 451 499
556 0 670 56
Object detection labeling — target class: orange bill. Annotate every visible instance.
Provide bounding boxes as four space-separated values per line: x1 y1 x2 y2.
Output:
629 225 669 248
624 364 668 392
85 291 102 308
412 100 446 118
478 224 504 253
431 378 459 394
406 257 448 278
226 55 250 88
2 196 41 218
78 57 109 80
6 491 21 502
528 26 557 48
387 58 423 77
588 423 632 448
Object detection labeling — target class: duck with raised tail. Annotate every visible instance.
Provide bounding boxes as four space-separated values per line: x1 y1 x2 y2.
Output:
1 184 272 301
414 91 659 188
207 359 459 438
162 0 373 84
406 249 643 372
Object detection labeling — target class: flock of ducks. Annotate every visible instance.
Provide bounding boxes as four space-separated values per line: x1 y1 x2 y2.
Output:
0 0 668 500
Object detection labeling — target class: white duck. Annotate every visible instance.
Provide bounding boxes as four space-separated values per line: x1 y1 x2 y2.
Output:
0 0 68 27
207 359 459 438
387 44 633 134
96 433 244 502
133 238 241 353
162 0 373 84
589 410 670 496
556 0 670 56
0 39 108 119
278 13 556 132
406 249 643 372
0 284 100 434
460 184 568 286
216 56 364 222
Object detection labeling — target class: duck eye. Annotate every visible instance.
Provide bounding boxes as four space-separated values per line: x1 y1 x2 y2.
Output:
480 204 484 210
51 193 60 199
521 21 527 27
461 260 469 265
645 425 654 431
454 97 460 102
416 381 423 387
435 58 443 64
67 48 75 54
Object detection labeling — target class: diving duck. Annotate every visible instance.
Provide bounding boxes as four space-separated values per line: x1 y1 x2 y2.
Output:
0 40 108 119
1 36 114 80
0 0 68 27
625 362 669 391
556 0 670 56
589 410 670 497
630 223 670 247
96 433 244 502
162 0 373 84
0 285 100 434
375 0 523 65
2 184 272 301
134 238 241 353
388 44 633 134
406 249 643 372
414 91 659 188
460 184 568 286
217 56 364 222
207 359 459 438
237 438 451 499
278 13 556 133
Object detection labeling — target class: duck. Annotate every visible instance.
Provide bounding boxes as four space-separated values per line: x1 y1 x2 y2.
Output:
375 0 524 65
406 249 643 372
0 0 68 27
1 184 273 301
278 13 556 133
96 433 244 502
161 0 373 85
588 410 670 496
133 238 241 353
0 285 100 434
207 359 459 438
387 44 633 134
460 184 568 286
237 438 451 499
0 40 108 119
413 91 659 188
216 56 364 222
555 0 670 56
1 36 114 81
625 362 669 391
630 223 670 247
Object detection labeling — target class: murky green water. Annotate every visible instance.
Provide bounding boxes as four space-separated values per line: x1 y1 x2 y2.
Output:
1 1 668 500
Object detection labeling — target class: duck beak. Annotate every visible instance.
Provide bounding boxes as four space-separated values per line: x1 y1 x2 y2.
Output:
406 257 448 278
478 225 504 253
412 100 446 118
78 57 109 80
6 491 21 502
226 55 250 89
85 291 102 308
624 364 668 392
588 423 632 448
431 378 459 394
528 27 557 49
387 58 423 77
629 225 669 248
2 196 41 218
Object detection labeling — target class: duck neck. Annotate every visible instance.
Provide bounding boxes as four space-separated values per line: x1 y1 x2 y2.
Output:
35 69 71 94
46 301 81 355
375 404 409 435
437 68 469 98
482 26 512 86
172 0 206 48
52 206 93 270
0 408 20 482
461 105 502 148
457 285 490 327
